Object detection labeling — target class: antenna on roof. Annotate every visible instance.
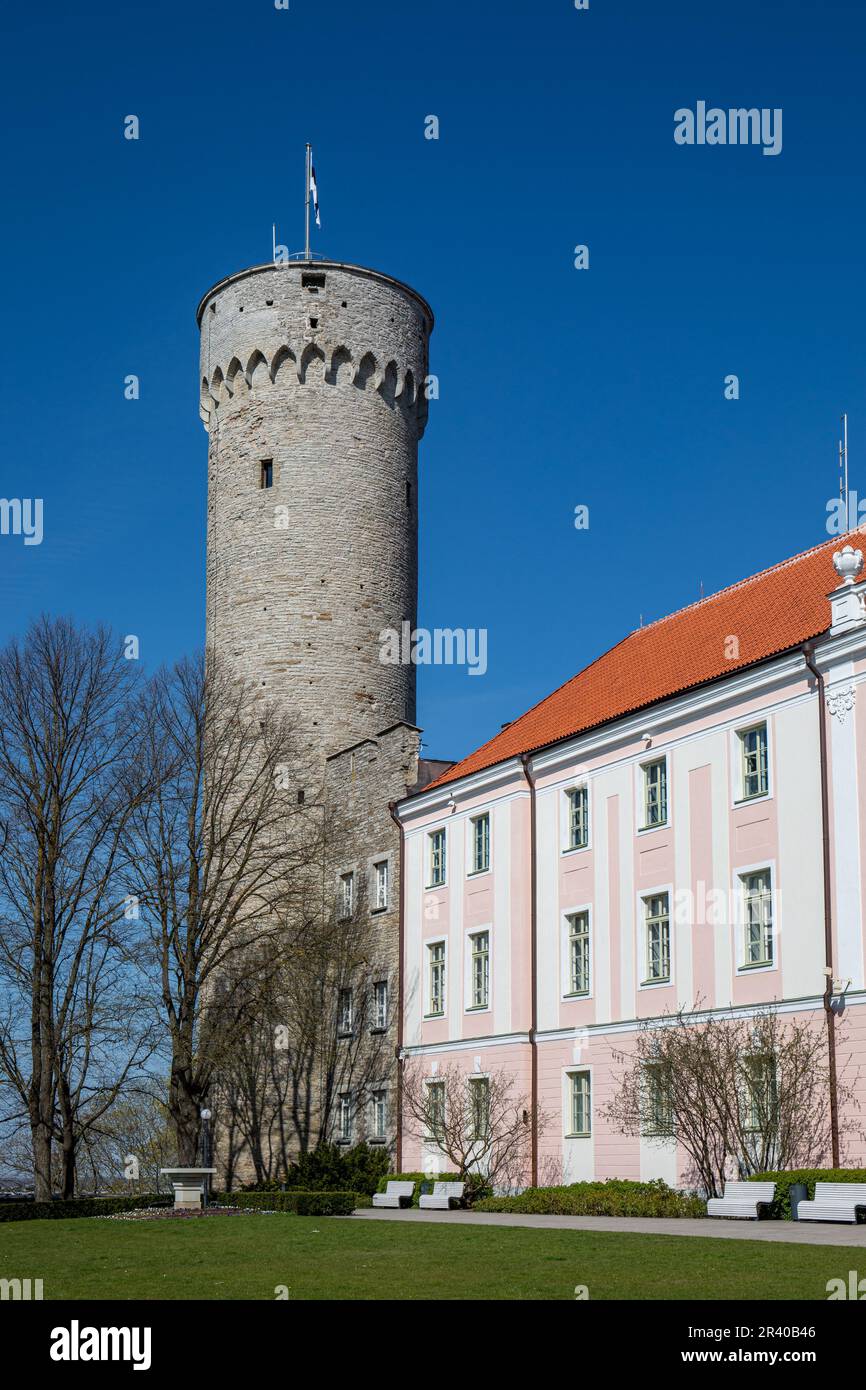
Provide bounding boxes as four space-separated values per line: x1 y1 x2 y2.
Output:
839 413 850 531
699 579 704 601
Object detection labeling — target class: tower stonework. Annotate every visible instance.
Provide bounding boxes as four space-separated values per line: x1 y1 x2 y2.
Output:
197 260 433 765
199 259 438 1173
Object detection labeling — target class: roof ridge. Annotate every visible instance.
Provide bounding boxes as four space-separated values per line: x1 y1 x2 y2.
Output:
632 527 864 638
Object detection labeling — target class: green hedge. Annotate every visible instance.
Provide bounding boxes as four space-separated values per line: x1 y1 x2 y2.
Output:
475 1178 706 1219
749 1169 866 1220
0 1193 173 1223
375 1172 493 1207
213 1189 368 1215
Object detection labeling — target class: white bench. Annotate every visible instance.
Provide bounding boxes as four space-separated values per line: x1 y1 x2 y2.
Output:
706 1181 776 1220
797 1182 866 1224
418 1181 465 1210
372 1181 415 1209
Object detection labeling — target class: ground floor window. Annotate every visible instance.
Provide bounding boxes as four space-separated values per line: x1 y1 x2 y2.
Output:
567 1070 591 1137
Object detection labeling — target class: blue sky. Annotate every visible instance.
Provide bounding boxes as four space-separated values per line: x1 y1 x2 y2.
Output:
1 0 864 763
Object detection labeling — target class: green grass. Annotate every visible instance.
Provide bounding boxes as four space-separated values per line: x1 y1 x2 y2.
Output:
0 1214 860 1300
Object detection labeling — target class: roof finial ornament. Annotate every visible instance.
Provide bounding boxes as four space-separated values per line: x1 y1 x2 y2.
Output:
833 544 864 586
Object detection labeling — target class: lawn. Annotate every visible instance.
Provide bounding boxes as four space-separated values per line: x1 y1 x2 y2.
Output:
0 1214 860 1300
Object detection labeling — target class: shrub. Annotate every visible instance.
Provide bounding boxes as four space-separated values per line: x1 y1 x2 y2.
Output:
240 1143 390 1198
294 1191 358 1216
213 1190 368 1214
0 1194 173 1223
749 1169 866 1220
475 1178 706 1219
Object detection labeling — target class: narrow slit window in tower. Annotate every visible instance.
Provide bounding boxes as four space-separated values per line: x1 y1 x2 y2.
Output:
260 459 273 490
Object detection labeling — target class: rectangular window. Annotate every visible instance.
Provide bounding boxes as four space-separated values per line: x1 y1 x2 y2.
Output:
644 892 671 983
645 1063 674 1136
337 987 354 1035
742 869 773 967
470 813 490 874
642 759 668 829
374 860 389 911
427 1080 446 1140
740 724 769 800
338 1093 352 1143
566 786 589 850
339 871 354 919
372 980 388 1031
371 1089 387 1141
742 1055 778 1133
566 910 591 996
427 941 446 1016
260 458 273 489
469 1076 490 1141
429 828 447 886
469 930 490 1010
569 1071 591 1137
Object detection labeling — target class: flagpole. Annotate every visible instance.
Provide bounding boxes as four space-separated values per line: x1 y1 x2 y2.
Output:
304 143 311 261
272 222 276 264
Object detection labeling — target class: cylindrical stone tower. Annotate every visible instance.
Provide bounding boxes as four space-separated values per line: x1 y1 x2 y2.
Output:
197 260 433 765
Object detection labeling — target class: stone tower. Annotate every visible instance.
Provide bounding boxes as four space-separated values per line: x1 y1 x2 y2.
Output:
197 260 433 765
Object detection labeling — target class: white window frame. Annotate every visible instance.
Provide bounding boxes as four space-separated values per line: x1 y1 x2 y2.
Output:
561 906 592 999
468 1074 490 1141
638 754 669 832
337 986 354 1036
370 1088 388 1142
338 870 355 920
741 1053 779 1134
425 936 447 1018
564 1068 592 1138
372 979 388 1032
732 720 772 805
427 827 447 888
643 1061 675 1138
465 926 491 1013
561 783 591 853
337 1092 352 1144
734 861 777 974
468 812 491 876
372 859 389 911
638 885 674 988
425 1078 446 1141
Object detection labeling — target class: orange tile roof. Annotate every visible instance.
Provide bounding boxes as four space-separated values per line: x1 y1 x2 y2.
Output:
427 531 862 790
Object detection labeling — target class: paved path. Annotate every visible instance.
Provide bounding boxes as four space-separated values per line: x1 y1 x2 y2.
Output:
352 1207 866 1247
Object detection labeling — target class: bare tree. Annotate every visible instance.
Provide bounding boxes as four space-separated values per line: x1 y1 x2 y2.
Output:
401 1060 545 1191
604 1003 860 1197
127 653 321 1167
0 617 154 1199
214 864 394 1184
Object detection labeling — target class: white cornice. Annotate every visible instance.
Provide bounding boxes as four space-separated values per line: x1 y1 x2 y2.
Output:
402 1031 530 1056
537 990 866 1042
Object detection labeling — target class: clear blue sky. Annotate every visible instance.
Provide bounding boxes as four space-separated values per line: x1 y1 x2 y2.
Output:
1 0 863 763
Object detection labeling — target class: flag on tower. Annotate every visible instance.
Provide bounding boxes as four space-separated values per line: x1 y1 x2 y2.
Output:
309 153 321 228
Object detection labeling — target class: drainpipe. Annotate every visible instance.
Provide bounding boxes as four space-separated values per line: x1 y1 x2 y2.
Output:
388 800 406 1172
519 753 539 1187
802 642 840 1167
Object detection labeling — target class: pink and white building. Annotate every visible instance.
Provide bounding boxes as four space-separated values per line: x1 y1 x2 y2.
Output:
393 535 866 1186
